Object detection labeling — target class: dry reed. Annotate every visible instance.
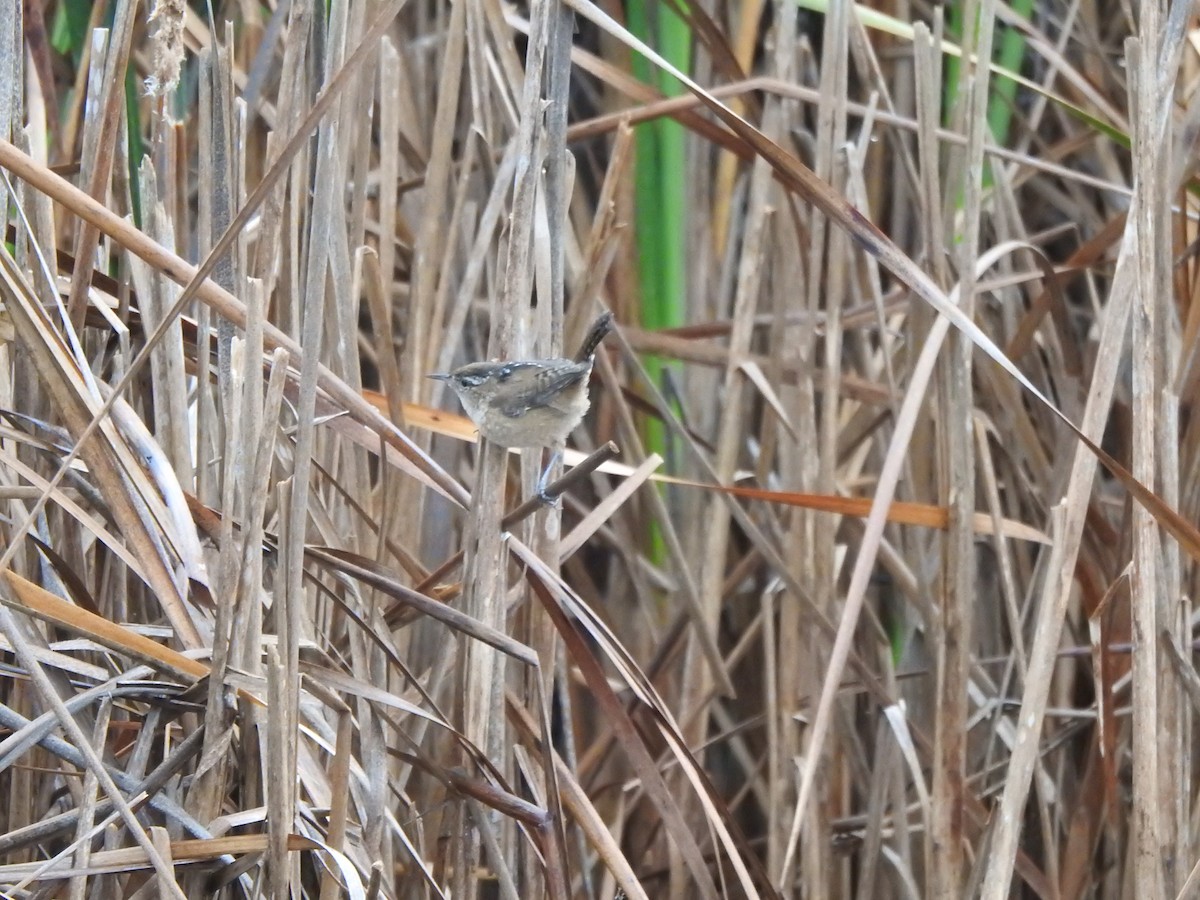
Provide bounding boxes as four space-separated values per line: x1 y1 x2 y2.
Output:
0 0 1195 897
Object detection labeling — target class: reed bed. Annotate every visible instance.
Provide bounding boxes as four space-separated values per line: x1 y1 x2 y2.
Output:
0 0 1195 897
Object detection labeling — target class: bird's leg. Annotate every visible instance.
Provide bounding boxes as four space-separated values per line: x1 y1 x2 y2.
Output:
536 449 563 506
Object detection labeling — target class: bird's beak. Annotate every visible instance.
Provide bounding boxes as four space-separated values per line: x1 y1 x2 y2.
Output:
426 373 451 382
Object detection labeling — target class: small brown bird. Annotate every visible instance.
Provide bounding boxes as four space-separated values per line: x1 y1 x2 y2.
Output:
429 312 614 448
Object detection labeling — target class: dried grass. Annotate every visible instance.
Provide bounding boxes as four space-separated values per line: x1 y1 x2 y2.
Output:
0 0 1197 897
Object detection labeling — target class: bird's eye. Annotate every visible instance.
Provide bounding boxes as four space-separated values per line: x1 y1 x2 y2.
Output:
459 374 487 387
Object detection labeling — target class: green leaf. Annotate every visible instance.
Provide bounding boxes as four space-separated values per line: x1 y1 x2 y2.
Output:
49 0 93 62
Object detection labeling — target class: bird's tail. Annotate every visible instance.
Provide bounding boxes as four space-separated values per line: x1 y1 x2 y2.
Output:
574 311 615 362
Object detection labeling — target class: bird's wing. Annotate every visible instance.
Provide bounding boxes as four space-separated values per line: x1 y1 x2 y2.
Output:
495 366 586 417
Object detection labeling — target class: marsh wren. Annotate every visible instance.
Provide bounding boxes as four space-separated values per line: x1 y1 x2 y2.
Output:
429 312 614 448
